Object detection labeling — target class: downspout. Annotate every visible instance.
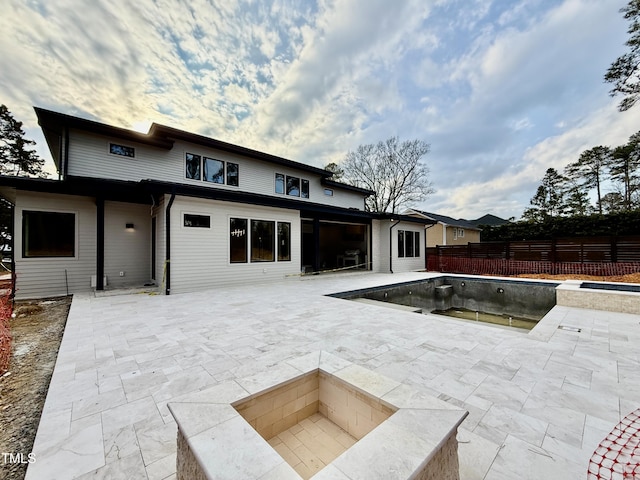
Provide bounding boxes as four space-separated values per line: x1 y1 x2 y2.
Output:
96 197 105 291
165 191 176 295
63 127 69 179
442 222 447 245
389 219 401 273
424 223 436 270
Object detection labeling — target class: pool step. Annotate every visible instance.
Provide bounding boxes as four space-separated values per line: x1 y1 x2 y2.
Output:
352 298 422 313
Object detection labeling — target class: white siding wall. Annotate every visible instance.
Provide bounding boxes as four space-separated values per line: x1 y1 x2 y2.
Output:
392 222 426 272
371 220 387 273
68 132 365 209
104 201 152 287
372 220 425 274
14 192 96 299
152 197 166 287
168 196 301 294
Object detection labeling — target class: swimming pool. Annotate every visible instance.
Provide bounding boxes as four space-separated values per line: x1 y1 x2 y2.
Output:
330 275 559 329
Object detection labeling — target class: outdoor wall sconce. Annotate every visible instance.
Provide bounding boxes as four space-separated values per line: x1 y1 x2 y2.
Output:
126 223 135 230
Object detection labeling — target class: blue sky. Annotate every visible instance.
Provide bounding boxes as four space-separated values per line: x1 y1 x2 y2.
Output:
2 0 639 220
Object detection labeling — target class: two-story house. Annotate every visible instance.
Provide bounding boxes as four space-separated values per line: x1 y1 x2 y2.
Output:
0 108 434 299
404 209 481 247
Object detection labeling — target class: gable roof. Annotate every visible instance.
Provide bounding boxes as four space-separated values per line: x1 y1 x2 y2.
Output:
405 209 481 230
34 107 356 185
469 214 510 227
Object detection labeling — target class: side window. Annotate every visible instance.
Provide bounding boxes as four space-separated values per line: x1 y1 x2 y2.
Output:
398 230 405 258
23 211 75 257
275 173 285 194
277 222 291 261
184 214 211 228
230 218 248 263
227 162 239 186
186 153 201 180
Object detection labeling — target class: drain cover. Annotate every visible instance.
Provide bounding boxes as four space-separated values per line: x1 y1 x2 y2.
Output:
558 325 582 332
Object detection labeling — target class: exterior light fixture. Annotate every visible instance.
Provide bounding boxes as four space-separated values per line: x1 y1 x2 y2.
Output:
126 223 135 229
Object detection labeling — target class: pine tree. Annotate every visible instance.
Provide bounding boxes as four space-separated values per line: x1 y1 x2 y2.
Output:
0 105 45 177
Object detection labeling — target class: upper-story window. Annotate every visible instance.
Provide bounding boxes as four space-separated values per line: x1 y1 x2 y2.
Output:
275 173 310 198
109 143 135 158
186 153 239 187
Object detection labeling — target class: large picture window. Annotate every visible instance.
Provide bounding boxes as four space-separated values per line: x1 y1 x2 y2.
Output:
398 230 420 258
203 157 224 183
251 220 275 262
23 211 75 257
277 222 291 261
286 176 300 197
230 218 248 263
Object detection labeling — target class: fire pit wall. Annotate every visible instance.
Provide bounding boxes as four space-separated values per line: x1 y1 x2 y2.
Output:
169 351 468 480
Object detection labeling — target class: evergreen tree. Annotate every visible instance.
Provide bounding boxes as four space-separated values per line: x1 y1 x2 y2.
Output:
522 168 567 221
0 104 45 177
608 131 640 210
605 1 640 111
564 146 611 214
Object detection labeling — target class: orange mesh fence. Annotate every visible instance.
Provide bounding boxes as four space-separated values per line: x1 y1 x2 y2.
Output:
427 256 640 277
588 408 640 479
0 292 12 375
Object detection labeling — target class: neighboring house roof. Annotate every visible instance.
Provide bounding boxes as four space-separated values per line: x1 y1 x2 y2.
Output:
34 107 365 188
468 214 510 227
405 209 481 230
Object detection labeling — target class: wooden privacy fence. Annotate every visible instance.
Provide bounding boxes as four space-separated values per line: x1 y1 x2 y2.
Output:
426 236 640 276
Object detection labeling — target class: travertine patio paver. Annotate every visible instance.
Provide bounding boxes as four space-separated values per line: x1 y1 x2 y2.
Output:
22 272 640 480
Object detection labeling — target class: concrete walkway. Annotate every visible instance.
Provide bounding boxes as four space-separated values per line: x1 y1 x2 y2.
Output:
24 272 640 479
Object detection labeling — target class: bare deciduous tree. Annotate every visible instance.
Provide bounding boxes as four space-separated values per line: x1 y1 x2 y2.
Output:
341 136 434 213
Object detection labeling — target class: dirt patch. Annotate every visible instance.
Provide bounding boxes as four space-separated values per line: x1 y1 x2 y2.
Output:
0 296 71 480
512 272 640 283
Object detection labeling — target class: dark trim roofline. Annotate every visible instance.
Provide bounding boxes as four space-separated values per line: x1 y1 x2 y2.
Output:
321 178 374 196
150 124 332 178
0 175 435 227
34 107 332 180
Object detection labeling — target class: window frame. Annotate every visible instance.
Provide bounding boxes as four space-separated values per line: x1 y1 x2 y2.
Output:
203 156 225 184
226 162 239 187
286 175 300 197
250 220 275 262
398 229 421 258
229 218 248 263
183 213 211 228
108 142 135 158
185 152 202 180
22 209 77 259
277 222 291 261
186 152 238 187
275 173 285 194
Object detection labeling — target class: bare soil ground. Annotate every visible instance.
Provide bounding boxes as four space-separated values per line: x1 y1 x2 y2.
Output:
512 272 640 283
0 297 71 480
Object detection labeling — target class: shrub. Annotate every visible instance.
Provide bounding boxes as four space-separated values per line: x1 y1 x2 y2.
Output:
0 293 12 375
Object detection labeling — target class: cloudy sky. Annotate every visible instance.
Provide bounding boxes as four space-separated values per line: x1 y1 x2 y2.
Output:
2 0 639 220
